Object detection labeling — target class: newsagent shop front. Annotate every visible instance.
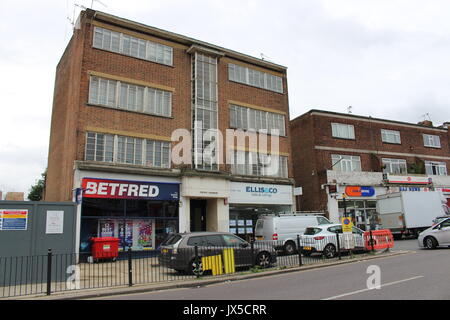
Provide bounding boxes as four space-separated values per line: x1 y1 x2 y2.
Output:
79 177 180 253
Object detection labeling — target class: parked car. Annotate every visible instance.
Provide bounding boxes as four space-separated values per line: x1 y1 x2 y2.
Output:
255 214 332 254
418 217 450 249
432 215 450 226
159 232 277 274
299 224 366 258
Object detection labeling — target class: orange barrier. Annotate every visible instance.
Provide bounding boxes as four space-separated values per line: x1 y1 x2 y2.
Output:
363 229 394 251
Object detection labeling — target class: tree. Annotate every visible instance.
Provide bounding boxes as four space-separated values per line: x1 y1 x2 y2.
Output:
28 170 47 201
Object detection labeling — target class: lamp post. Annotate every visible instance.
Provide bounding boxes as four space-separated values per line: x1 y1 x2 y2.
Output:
342 193 348 218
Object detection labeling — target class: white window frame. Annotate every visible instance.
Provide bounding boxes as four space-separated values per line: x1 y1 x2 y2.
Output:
228 63 283 93
423 134 441 148
381 129 401 144
382 158 407 174
331 154 361 172
231 151 288 178
425 161 447 176
331 123 355 140
85 132 171 169
89 76 172 118
229 104 286 136
93 26 173 67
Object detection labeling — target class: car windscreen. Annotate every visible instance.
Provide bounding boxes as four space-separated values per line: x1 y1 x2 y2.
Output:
162 234 182 246
304 227 322 235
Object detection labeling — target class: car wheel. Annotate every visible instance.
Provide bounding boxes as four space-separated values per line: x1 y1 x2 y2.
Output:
284 241 296 255
256 252 272 268
424 237 438 249
188 258 204 275
323 244 337 259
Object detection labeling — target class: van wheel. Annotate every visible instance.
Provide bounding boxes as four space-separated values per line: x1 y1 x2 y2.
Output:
323 244 337 259
424 237 438 249
284 241 296 255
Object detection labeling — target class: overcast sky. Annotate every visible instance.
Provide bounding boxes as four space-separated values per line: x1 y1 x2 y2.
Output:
1 0 450 196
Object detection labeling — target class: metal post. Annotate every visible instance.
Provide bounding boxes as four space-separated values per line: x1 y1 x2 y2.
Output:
127 248 133 287
250 240 255 267
335 232 342 260
194 246 200 278
369 230 375 253
296 235 303 266
46 249 52 296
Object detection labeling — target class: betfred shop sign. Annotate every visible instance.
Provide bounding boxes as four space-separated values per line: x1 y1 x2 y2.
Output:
81 178 179 201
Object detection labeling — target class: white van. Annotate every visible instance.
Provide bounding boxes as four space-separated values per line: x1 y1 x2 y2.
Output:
255 214 332 254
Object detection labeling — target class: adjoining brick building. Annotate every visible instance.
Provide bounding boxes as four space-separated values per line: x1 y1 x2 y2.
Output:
45 9 294 252
290 109 450 229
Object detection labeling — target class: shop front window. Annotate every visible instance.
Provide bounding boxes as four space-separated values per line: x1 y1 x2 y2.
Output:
338 200 379 231
229 204 291 242
81 198 179 252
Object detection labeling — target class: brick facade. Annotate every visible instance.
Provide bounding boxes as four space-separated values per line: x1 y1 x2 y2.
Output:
290 110 450 216
45 9 294 202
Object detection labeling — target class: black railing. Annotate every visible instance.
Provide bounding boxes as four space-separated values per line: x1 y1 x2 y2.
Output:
0 233 375 298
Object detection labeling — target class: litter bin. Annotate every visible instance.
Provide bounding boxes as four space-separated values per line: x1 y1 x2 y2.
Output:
90 237 120 263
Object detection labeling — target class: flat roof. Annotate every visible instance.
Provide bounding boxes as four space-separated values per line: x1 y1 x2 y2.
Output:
88 9 287 73
291 109 448 132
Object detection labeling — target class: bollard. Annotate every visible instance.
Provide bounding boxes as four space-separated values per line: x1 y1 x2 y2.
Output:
46 249 53 295
128 248 133 287
296 235 303 266
335 232 342 260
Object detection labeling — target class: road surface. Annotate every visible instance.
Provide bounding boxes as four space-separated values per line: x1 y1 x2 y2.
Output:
92 239 450 300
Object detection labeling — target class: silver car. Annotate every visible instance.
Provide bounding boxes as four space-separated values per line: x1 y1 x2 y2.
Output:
418 217 450 249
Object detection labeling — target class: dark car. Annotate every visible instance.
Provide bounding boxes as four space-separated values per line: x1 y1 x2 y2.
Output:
159 232 277 274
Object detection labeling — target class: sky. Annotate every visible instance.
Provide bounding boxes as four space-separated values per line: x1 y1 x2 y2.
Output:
1 0 450 196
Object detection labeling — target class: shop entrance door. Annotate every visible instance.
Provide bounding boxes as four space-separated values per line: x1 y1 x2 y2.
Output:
190 200 207 232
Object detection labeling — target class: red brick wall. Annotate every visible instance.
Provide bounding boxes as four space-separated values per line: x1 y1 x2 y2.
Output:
46 12 293 201
290 111 450 214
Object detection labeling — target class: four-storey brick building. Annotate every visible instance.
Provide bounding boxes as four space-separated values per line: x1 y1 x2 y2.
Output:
45 9 294 251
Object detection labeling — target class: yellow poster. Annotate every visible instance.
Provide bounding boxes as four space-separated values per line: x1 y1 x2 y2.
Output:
341 217 353 233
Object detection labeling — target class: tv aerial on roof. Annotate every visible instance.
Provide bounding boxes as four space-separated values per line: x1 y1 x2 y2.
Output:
91 0 107 9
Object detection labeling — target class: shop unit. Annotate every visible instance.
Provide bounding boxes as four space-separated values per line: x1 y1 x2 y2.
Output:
291 110 450 227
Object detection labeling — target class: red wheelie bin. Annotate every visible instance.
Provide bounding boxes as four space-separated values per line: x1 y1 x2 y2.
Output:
90 237 120 263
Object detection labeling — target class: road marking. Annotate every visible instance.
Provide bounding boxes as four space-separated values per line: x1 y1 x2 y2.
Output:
322 275 424 300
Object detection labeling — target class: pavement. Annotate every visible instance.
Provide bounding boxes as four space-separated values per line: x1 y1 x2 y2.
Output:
7 248 411 300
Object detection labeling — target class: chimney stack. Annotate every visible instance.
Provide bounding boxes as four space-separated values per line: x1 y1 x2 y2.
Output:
418 120 433 127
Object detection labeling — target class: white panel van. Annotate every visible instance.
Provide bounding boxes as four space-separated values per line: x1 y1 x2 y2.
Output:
255 214 332 254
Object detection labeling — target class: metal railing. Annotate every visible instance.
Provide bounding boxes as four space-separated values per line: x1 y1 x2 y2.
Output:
0 232 380 298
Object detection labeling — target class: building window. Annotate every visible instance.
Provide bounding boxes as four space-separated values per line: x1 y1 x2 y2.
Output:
382 158 407 174
93 26 173 66
331 154 361 172
231 151 288 178
192 53 219 171
423 134 441 148
89 76 172 117
228 63 283 93
85 132 170 168
425 161 447 176
86 132 114 162
381 129 401 144
229 105 286 136
331 123 355 140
